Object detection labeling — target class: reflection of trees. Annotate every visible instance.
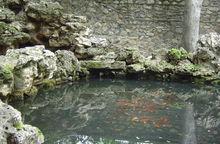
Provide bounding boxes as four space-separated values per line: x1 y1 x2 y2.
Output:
13 80 220 143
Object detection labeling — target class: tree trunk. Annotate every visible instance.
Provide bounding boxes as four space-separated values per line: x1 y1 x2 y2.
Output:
184 0 204 52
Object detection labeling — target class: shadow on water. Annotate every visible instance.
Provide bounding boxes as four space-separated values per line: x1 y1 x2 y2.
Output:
12 79 220 144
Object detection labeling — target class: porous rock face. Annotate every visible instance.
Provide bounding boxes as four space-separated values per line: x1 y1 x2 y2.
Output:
0 100 44 144
0 45 80 100
0 0 105 55
193 32 220 71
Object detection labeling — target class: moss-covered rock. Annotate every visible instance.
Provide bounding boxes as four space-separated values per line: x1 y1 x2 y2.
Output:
0 8 15 22
26 1 63 23
80 60 111 69
0 22 30 50
127 63 145 73
0 100 44 144
41 79 56 89
0 64 13 82
167 48 188 64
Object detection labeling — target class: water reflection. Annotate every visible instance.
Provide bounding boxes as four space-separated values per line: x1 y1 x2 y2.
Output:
13 79 220 144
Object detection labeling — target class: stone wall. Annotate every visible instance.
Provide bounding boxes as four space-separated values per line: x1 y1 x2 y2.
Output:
58 0 220 55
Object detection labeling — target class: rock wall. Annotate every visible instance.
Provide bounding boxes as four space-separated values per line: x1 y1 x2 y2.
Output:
58 0 220 55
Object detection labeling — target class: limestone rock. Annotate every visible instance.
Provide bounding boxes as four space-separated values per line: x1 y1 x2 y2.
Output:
193 32 220 72
0 8 15 22
55 50 80 79
116 47 145 64
127 63 145 73
199 32 220 50
89 37 109 48
26 1 63 23
0 22 30 52
0 45 59 98
80 60 112 69
0 100 44 144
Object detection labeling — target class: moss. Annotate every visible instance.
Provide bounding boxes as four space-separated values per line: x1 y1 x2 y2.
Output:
211 79 220 85
42 79 56 89
36 127 44 143
167 48 188 64
81 61 110 69
184 64 200 72
13 121 24 130
26 86 38 96
0 64 14 82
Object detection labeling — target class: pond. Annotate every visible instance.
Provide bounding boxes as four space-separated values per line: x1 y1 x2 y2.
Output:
13 79 220 144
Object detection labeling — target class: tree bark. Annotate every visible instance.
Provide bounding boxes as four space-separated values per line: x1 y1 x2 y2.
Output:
184 0 204 52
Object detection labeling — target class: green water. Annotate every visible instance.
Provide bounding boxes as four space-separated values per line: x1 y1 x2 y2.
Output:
14 79 220 144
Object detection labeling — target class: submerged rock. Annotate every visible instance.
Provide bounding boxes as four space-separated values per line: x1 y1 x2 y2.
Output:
0 100 44 144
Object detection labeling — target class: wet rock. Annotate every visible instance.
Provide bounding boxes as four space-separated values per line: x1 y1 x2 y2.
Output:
0 100 44 144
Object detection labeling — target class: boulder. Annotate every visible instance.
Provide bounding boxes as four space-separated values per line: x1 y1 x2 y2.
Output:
127 63 145 73
0 100 44 144
0 45 59 98
55 50 80 79
26 1 63 23
0 8 15 22
193 32 220 72
0 22 30 52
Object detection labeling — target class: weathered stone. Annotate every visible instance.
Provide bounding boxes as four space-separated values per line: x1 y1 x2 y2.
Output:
89 37 109 48
0 22 30 50
75 36 92 48
111 61 126 70
199 32 220 49
26 1 63 23
193 33 220 73
80 60 112 69
0 100 44 144
0 8 15 22
75 47 106 59
55 50 80 79
0 45 59 98
94 52 117 62
127 63 145 73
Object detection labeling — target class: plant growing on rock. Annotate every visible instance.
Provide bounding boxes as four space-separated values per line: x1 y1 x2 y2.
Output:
167 48 189 65
0 64 14 82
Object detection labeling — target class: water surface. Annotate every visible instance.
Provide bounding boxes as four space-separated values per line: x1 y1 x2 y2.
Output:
14 79 220 144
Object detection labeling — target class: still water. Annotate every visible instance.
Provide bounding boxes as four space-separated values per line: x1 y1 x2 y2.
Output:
14 79 220 144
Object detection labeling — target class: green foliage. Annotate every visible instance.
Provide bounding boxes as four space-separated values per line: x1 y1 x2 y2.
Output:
26 86 38 96
13 121 24 130
184 64 200 72
36 127 44 142
167 48 188 64
0 64 13 81
42 79 56 89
